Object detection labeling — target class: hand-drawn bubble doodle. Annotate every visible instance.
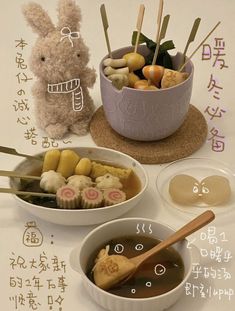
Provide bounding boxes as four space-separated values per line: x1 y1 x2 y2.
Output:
114 244 124 254
154 264 166 276
135 243 144 251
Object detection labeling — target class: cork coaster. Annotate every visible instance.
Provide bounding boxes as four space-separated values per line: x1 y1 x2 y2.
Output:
90 105 208 164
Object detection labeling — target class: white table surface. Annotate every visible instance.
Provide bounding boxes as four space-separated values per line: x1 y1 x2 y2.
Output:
0 1 234 310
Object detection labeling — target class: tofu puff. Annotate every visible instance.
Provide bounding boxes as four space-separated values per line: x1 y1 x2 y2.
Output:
90 162 132 180
40 170 66 193
92 246 136 290
67 175 93 191
95 174 123 190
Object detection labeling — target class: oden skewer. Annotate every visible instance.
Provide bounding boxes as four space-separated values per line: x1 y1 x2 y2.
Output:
134 4 145 53
179 21 221 72
100 4 112 58
180 17 201 68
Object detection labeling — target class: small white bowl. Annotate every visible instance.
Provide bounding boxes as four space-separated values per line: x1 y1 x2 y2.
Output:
156 157 235 215
10 147 148 226
70 217 195 311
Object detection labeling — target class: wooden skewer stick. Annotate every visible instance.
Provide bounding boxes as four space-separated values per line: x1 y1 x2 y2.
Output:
0 170 41 180
100 4 112 58
151 0 164 66
147 14 169 86
179 21 221 72
152 15 170 66
134 4 145 53
183 18 201 61
0 146 42 161
0 187 56 198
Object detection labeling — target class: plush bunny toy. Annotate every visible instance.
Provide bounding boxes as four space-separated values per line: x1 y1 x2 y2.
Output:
22 0 96 139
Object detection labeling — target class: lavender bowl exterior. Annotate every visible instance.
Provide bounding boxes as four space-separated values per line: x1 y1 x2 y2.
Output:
100 46 194 141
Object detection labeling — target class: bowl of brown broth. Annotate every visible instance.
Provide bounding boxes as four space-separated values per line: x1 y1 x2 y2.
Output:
70 217 194 311
10 147 148 226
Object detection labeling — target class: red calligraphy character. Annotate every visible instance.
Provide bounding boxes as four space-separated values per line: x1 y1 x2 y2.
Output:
207 74 223 100
204 106 226 120
208 127 225 152
213 38 229 69
201 44 212 60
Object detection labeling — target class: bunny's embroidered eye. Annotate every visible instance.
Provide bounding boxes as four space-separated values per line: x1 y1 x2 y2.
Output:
41 56 45 62
77 53 80 58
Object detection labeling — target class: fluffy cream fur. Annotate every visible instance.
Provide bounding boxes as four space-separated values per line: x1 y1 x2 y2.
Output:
22 0 96 139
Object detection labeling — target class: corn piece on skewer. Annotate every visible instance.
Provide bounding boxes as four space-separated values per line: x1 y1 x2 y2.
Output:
56 150 80 178
42 149 61 172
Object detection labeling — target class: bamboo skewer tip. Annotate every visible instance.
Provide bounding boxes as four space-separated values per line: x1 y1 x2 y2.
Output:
179 21 221 72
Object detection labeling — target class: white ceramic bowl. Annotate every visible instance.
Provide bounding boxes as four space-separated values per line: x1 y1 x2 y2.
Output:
10 147 148 226
70 217 194 311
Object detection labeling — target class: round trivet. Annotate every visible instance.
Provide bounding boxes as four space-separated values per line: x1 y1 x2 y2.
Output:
90 105 208 164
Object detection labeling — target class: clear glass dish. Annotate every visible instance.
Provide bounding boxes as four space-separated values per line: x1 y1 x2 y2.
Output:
156 157 235 215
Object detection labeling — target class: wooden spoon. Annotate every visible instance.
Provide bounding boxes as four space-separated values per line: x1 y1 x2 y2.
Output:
115 210 215 287
129 210 214 265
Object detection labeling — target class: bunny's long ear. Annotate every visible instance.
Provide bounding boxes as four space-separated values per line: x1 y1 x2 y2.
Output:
57 0 82 32
22 2 55 37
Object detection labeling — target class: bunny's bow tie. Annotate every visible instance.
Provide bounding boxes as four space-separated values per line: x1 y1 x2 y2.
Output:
60 27 80 47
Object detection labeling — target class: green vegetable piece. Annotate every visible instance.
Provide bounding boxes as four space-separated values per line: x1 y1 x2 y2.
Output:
131 31 175 69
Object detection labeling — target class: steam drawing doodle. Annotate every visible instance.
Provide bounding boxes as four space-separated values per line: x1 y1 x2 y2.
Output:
136 223 153 234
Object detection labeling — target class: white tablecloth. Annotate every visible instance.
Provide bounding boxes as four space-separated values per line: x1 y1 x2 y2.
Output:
0 1 234 310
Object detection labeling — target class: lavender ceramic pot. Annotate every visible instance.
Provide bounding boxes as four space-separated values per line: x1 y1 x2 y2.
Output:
100 46 194 141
